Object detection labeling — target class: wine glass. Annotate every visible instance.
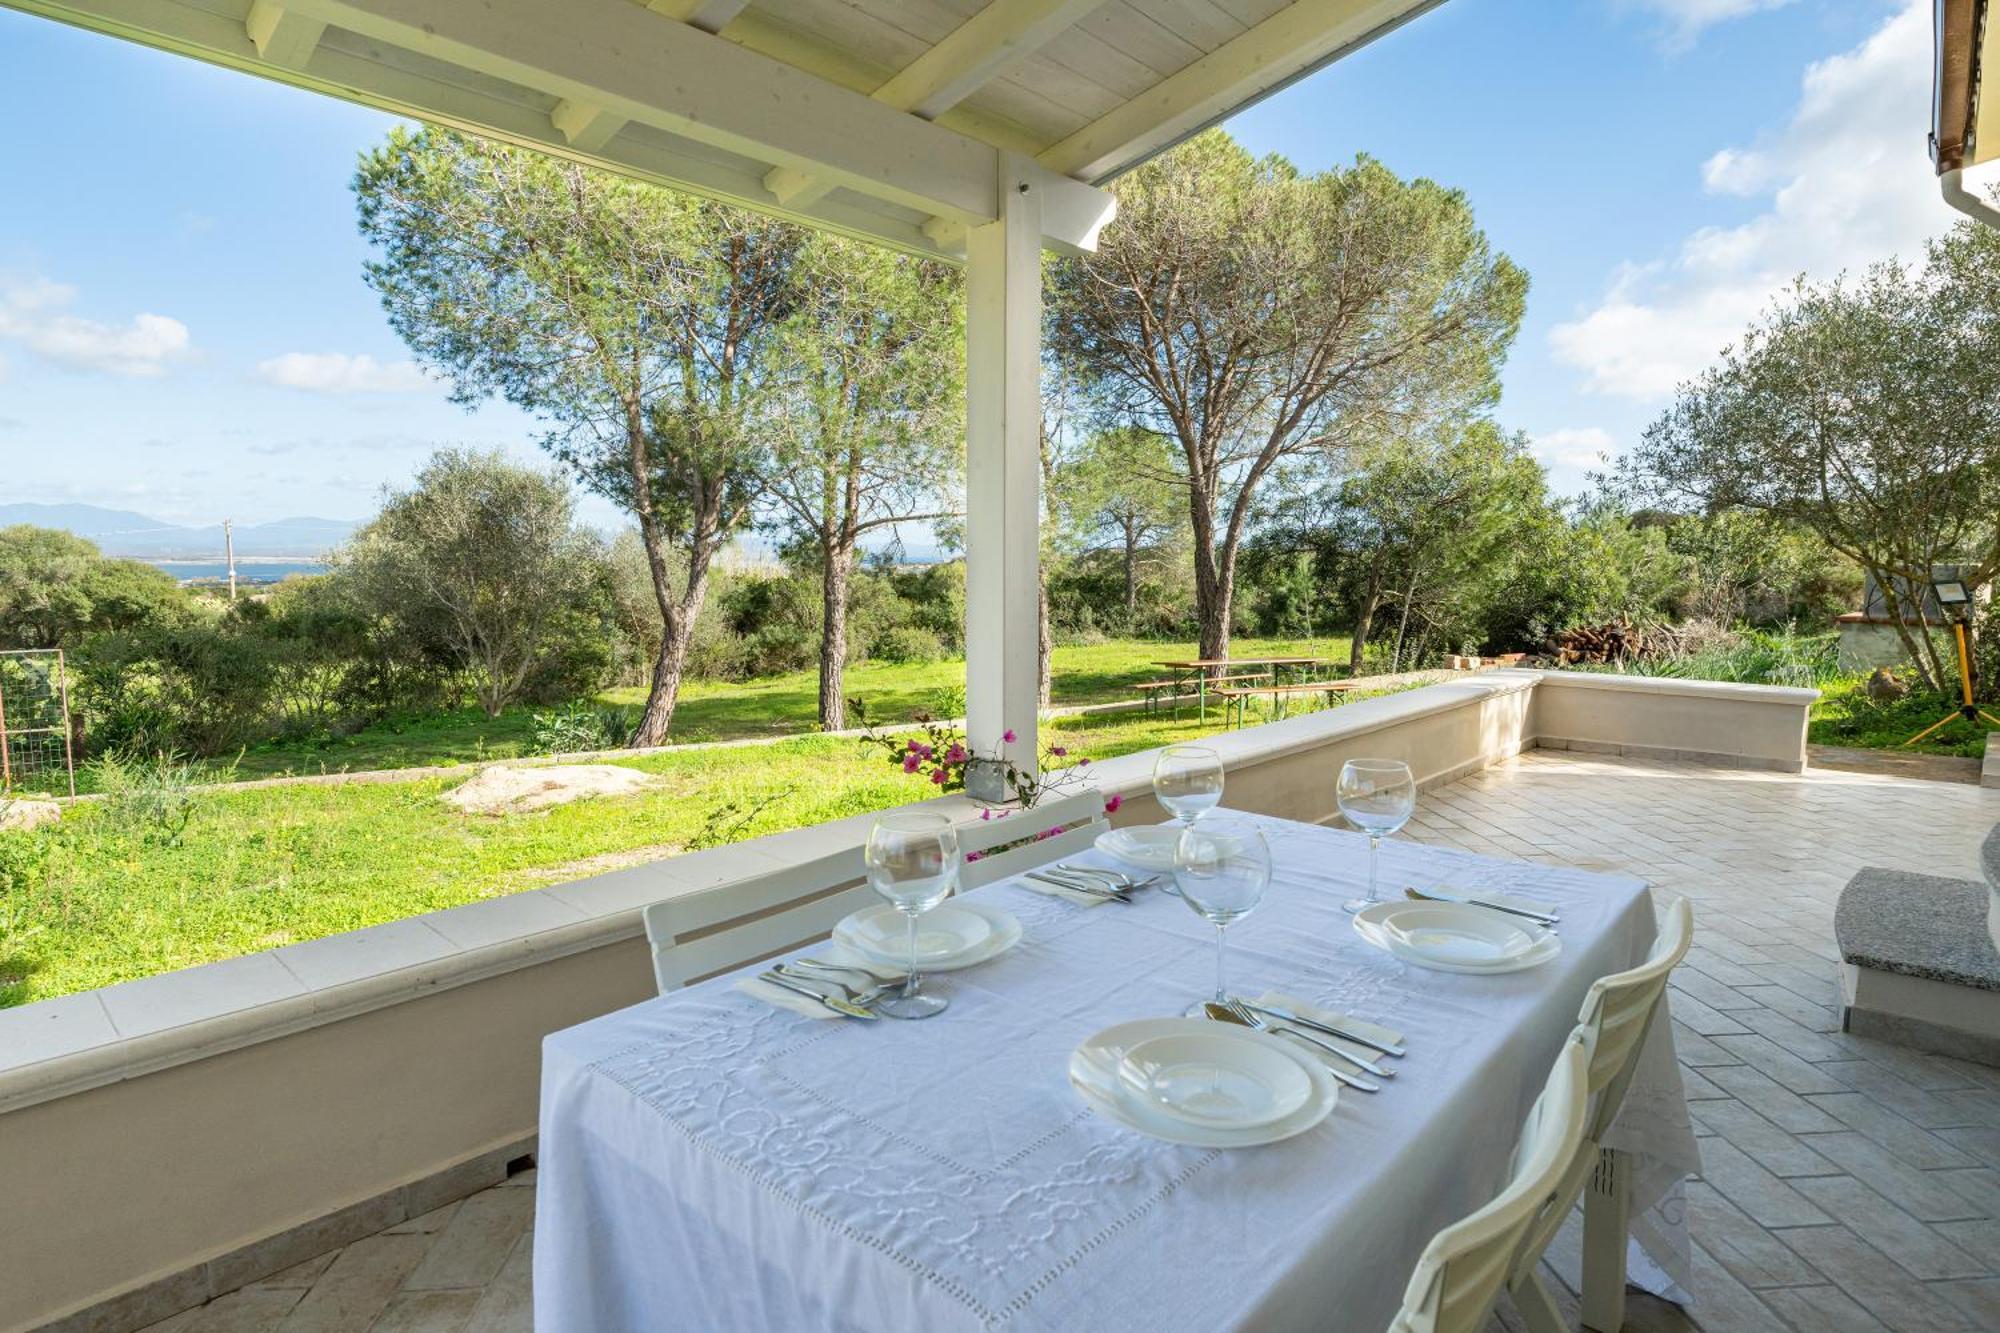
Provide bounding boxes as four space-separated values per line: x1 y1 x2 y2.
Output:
1337 758 1416 914
1154 745 1224 825
1173 814 1271 1016
863 811 961 1019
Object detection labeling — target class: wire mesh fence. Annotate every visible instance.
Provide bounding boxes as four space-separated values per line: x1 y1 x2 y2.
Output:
0 649 77 799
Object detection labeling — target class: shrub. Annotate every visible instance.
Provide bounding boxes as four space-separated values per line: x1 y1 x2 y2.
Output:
0 824 51 898
868 625 947 664
93 752 202 847
530 702 641 754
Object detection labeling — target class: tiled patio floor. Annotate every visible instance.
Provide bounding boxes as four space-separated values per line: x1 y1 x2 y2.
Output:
141 751 2000 1332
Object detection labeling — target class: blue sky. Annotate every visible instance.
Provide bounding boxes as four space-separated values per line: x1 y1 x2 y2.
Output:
0 0 1958 536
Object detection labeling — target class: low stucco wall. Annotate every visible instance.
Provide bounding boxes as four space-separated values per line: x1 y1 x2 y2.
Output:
0 669 1809 1331
1527 670 1817 774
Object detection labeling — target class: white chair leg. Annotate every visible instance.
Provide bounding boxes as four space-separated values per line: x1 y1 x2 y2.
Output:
1509 1268 1568 1333
1581 1146 1631 1332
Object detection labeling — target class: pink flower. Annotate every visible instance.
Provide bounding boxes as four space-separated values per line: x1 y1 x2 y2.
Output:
1037 826 1061 840
1077 757 1091 767
979 809 993 821
944 742 968 764
902 754 921 773
930 769 947 785
1104 793 1123 814
965 850 985 862
917 743 935 761
906 739 922 753
1002 729 1016 744
1050 745 1068 757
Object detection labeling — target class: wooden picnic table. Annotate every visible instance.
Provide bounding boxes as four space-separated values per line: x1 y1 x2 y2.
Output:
1152 656 1333 721
1213 678 1363 728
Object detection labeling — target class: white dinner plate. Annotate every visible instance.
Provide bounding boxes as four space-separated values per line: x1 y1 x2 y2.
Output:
1070 1018 1337 1147
834 900 1022 972
1096 825 1180 871
1353 902 1561 975
1377 903 1535 964
1117 1030 1313 1129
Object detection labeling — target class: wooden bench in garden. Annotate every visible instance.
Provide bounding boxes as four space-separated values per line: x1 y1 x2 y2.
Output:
1214 679 1361 728
1130 672 1273 716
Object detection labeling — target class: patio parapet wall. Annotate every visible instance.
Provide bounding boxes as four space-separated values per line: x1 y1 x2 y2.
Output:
0 668 1812 1333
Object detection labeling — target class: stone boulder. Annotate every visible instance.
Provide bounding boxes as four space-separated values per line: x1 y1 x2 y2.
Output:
0 799 61 832
442 764 653 816
1865 666 1909 703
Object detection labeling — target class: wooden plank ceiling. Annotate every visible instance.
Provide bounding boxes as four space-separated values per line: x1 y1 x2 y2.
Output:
4 0 1444 257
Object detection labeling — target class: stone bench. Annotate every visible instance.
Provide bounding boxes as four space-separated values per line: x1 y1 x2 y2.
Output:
1836 857 2000 1064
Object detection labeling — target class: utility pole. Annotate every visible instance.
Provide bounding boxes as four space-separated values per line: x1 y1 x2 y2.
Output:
224 518 238 603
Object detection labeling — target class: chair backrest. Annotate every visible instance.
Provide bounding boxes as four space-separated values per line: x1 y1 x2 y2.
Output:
642 845 874 993
1576 896 1694 1139
957 790 1110 891
1389 1034 1592 1333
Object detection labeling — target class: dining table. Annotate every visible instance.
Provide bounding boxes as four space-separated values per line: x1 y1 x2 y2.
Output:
533 812 1700 1333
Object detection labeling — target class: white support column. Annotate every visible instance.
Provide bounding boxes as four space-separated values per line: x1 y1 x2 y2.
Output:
964 155 1043 780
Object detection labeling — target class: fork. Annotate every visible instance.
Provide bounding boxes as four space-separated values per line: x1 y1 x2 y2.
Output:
1209 1000 1380 1092
1026 871 1132 903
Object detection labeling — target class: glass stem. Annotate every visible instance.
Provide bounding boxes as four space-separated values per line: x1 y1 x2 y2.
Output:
1214 923 1228 1004
903 911 921 998
1368 834 1382 904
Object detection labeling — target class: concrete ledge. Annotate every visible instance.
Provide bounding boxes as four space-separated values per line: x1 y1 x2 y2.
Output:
1527 669 1817 774
1984 731 2000 789
1837 867 2000 1067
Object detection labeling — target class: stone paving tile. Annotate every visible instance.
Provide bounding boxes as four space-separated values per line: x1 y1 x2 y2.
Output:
141 752 2000 1333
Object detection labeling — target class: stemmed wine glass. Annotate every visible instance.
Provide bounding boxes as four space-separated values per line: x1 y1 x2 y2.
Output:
1173 814 1271 1017
1337 758 1416 914
1154 745 1224 825
863 811 961 1019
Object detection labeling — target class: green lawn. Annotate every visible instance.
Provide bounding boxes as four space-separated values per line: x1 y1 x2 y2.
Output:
1 665 1394 1008
199 635 1351 782
1806 675 1994 758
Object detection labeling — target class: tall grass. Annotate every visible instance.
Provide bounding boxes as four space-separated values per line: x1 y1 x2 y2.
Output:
1584 626 1842 690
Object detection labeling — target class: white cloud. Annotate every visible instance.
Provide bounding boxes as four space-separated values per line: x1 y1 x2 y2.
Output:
1531 427 1618 469
1628 0 1796 49
1551 0 1955 402
0 277 193 377
256 352 434 395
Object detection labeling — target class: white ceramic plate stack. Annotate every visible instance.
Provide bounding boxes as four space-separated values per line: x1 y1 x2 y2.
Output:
1095 825 1181 872
1069 1018 1338 1146
1352 900 1560 975
834 901 1022 971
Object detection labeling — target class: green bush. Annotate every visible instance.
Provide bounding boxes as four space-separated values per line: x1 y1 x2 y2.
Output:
0 823 51 898
530 701 641 754
868 625 947 664
93 753 202 847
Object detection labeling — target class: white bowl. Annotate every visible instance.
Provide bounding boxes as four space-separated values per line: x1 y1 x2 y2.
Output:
1116 1029 1313 1129
1096 825 1180 871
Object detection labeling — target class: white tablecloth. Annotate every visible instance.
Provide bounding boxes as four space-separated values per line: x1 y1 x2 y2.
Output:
534 813 1699 1332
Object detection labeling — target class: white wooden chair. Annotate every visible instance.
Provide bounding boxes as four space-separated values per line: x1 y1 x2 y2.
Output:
642 845 875 993
1389 1032 1592 1333
956 790 1111 891
1502 896 1696 1332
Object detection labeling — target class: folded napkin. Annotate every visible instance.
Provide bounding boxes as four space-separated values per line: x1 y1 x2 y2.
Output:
1424 879 1559 918
735 945 906 1020
1014 866 1120 907
1253 990 1406 1068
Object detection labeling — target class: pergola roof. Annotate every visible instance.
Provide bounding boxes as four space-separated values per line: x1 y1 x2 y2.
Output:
6 0 1441 258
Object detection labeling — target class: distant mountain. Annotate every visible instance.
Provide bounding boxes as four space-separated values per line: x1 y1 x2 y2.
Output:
0 503 358 559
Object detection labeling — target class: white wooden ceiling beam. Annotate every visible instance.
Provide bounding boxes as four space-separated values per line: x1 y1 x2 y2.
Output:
550 99 625 153
244 0 322 70
762 0 1111 218
644 0 748 36
1039 0 1439 181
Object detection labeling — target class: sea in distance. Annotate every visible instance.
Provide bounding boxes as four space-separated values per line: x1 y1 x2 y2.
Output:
154 561 329 585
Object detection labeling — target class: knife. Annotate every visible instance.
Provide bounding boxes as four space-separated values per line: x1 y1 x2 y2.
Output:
1237 1000 1406 1058
1405 885 1559 926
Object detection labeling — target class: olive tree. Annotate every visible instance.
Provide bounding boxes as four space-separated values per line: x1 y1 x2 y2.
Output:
355 128 803 744
1619 222 2000 692
342 448 605 718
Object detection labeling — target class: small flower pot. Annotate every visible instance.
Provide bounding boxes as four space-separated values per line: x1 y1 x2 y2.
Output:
964 757 1010 803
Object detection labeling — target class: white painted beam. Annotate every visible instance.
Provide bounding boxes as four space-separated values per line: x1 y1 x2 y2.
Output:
550 99 625 152
963 154 1045 772
645 0 747 35
763 0 1108 216
244 0 322 69
878 0 1111 121
1039 0 1439 181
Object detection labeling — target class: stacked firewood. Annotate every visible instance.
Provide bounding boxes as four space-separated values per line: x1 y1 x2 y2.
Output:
1549 621 1662 665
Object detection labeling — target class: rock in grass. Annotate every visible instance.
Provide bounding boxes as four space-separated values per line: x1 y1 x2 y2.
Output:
443 764 653 816
1866 666 1909 703
0 799 60 832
